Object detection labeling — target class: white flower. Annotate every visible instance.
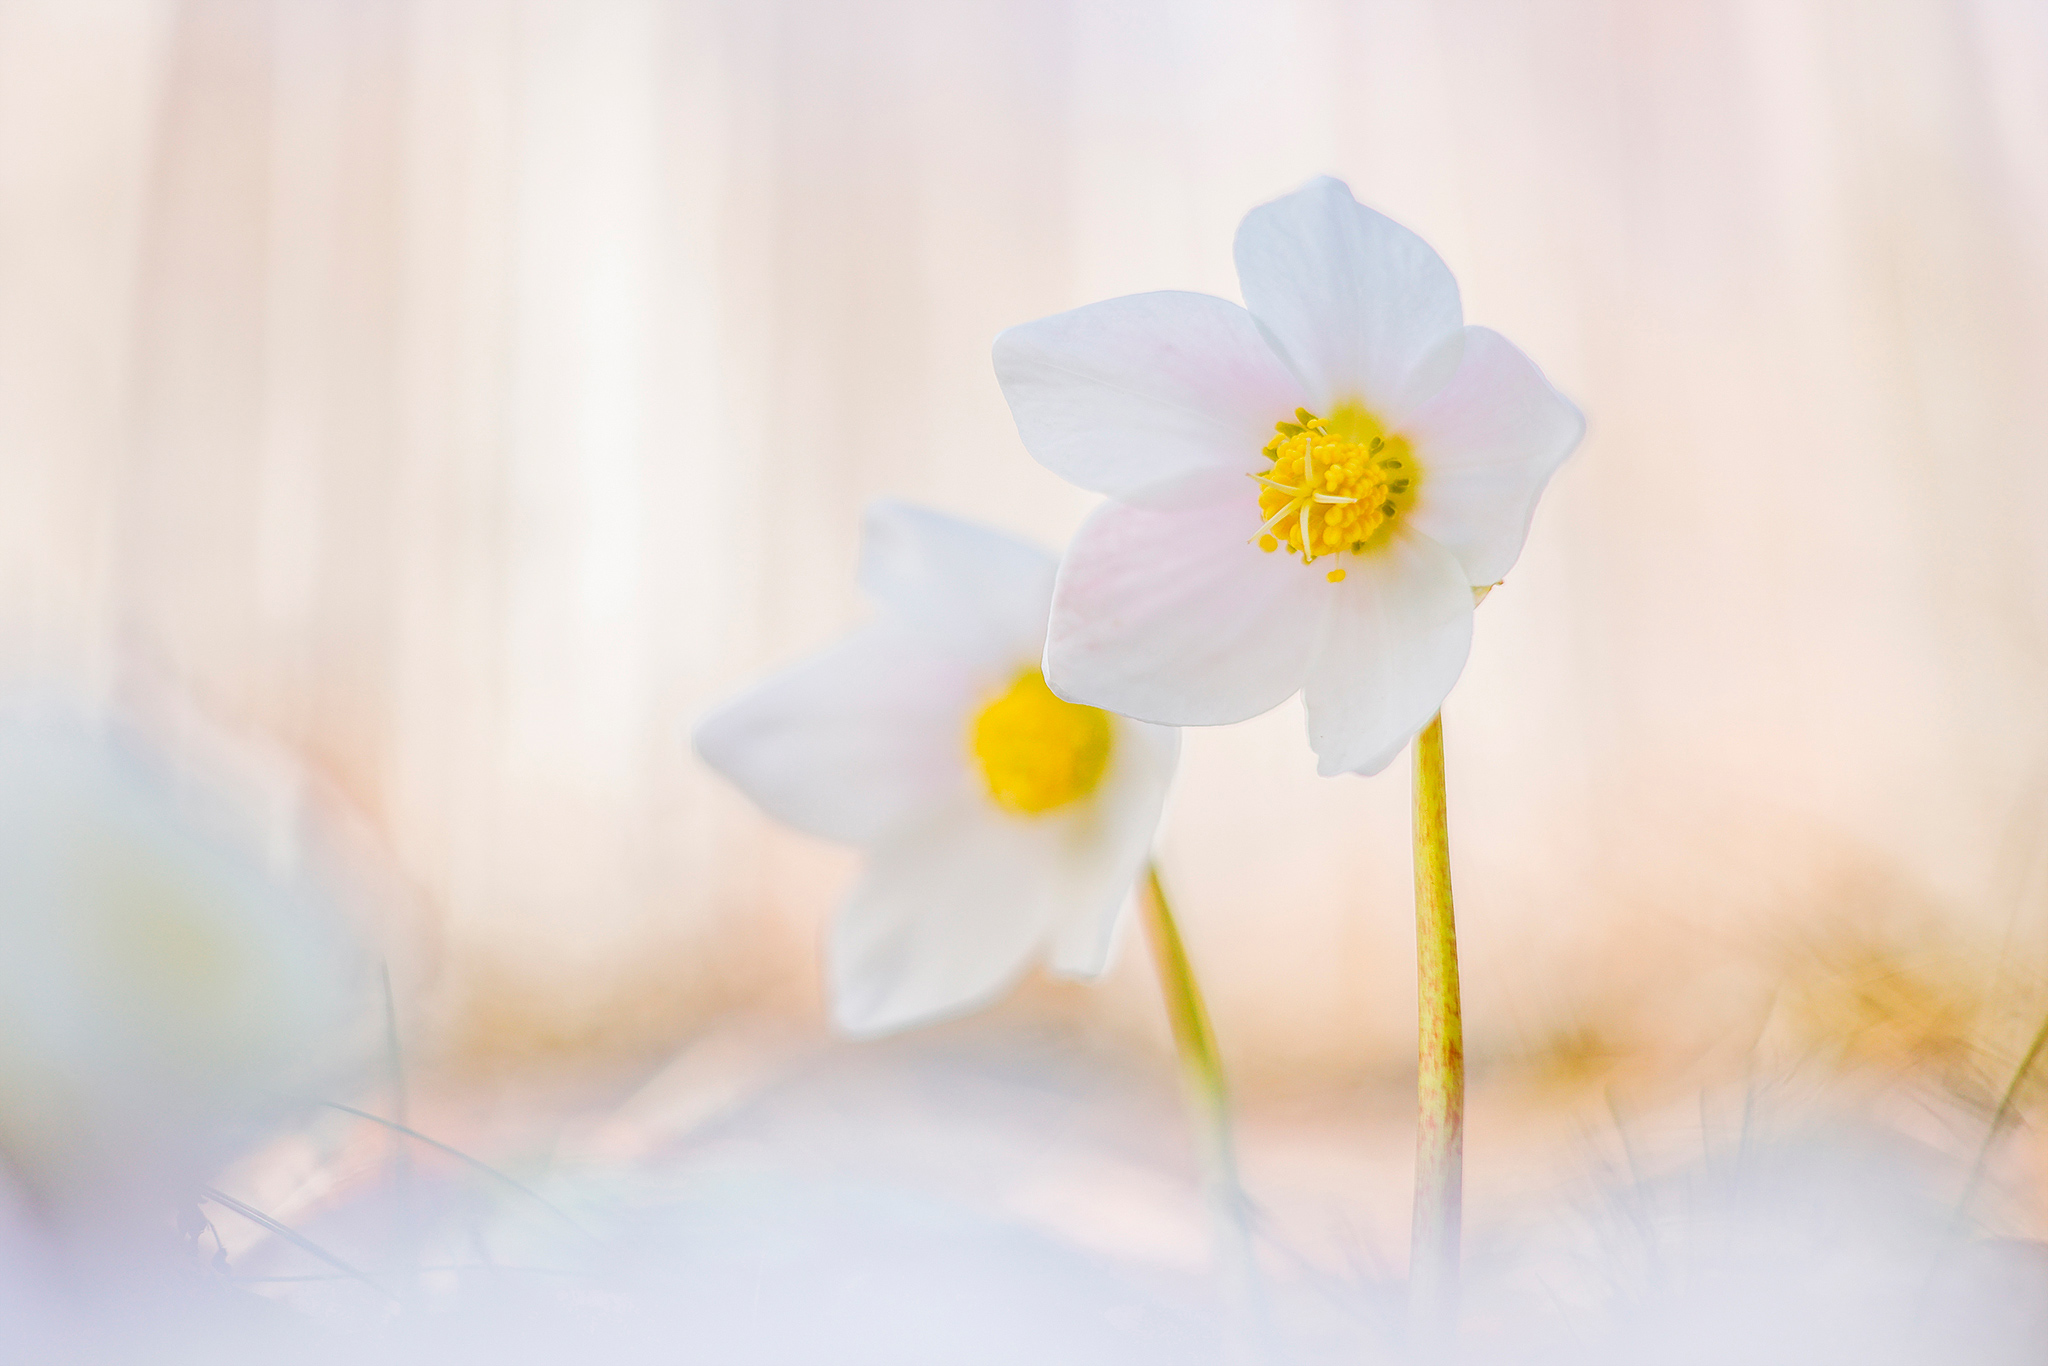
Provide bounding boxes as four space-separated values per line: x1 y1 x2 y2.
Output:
0 705 368 1202
994 176 1584 776
694 501 1179 1037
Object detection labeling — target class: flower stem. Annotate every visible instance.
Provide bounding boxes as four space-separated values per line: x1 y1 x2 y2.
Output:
1140 861 1229 1122
1409 712 1464 1351
1139 861 1266 1358
1957 1005 2048 1218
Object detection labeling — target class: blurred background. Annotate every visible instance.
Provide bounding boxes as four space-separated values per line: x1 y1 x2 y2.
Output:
5 0 2048 1293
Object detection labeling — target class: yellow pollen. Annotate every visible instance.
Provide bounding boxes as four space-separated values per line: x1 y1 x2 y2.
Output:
1252 404 1418 570
970 669 1113 815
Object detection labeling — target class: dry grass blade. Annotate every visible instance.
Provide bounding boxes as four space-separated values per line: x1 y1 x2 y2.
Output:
198 1186 394 1299
317 1101 594 1241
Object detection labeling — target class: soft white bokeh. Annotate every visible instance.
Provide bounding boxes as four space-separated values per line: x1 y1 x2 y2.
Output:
0 705 369 1210
5 1022 2040 1364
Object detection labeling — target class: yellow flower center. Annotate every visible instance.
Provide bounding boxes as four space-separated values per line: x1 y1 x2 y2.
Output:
1253 405 1418 582
970 668 1113 815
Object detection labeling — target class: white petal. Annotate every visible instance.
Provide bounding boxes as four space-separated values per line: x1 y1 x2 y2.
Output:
829 801 1061 1036
1399 327 1586 585
694 622 976 844
858 499 1056 670
993 291 1305 503
1303 529 1474 777
1234 176 1465 422
1045 718 1179 979
1044 470 1329 726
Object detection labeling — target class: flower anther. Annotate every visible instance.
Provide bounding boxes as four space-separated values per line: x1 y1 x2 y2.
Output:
1254 405 1416 582
971 668 1112 814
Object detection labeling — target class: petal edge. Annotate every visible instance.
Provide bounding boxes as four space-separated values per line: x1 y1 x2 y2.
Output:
1303 529 1474 777
1235 177 1465 422
995 291 1304 500
1045 473 1328 727
1399 327 1585 586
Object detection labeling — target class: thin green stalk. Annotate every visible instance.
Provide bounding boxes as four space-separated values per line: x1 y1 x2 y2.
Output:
1409 712 1464 1351
1957 1007 2048 1218
1139 861 1266 1358
1141 861 1230 1126
1916 1004 2048 1335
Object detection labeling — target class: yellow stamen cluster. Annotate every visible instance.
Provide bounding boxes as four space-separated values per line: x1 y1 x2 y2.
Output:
1254 405 1417 580
970 669 1113 815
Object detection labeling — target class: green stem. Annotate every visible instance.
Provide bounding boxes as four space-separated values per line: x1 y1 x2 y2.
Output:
1139 861 1266 1357
1141 861 1230 1123
1957 1007 2048 1218
1409 712 1464 1349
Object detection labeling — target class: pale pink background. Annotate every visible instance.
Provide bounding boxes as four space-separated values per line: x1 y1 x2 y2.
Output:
4 0 2047 1137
